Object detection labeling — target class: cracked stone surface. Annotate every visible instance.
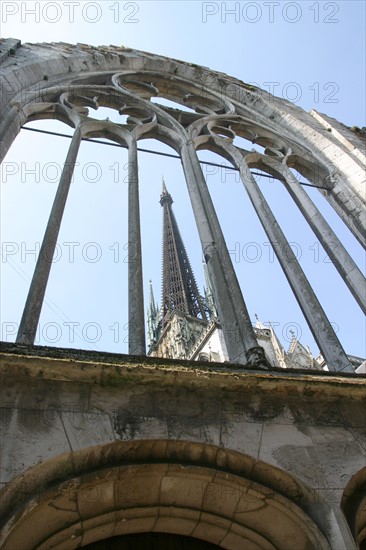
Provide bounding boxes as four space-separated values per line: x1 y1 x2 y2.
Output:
0 344 365 549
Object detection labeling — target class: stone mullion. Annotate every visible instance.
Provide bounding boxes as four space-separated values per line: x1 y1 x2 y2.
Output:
280 163 366 314
127 139 146 355
235 156 354 373
17 126 82 345
180 139 267 367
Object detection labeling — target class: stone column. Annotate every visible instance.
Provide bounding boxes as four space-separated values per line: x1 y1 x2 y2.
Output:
127 139 145 355
180 140 267 367
237 158 354 373
16 127 82 344
281 164 366 314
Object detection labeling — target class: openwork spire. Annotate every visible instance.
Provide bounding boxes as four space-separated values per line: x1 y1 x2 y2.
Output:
147 280 160 348
160 180 207 326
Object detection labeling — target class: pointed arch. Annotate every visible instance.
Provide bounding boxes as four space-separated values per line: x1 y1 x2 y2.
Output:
0 440 330 550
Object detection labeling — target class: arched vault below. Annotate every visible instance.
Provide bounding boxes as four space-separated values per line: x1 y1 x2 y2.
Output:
1 440 330 550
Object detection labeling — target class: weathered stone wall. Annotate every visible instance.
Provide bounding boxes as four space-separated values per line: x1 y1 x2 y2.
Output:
1 344 365 548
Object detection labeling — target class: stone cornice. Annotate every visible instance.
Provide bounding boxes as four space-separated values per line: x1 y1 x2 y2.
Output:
1 342 365 399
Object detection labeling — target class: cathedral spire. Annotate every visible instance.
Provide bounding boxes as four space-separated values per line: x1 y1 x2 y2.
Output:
162 175 168 196
147 280 160 348
148 181 229 362
160 181 207 326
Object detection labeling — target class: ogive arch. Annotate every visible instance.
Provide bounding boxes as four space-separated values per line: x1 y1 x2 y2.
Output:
342 466 366 549
0 440 330 549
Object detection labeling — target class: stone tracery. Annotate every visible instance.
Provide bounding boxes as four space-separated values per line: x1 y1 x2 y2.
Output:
1 40 365 371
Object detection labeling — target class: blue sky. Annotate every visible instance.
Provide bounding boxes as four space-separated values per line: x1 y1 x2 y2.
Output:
1 1 365 359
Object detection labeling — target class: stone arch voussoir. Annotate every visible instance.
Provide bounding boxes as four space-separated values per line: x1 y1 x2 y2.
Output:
0 440 331 550
342 466 366 549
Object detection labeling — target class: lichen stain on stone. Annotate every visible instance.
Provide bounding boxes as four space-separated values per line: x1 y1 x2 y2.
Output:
113 410 140 441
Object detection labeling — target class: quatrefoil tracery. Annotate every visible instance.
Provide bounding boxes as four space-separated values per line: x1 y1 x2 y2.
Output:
17 72 334 189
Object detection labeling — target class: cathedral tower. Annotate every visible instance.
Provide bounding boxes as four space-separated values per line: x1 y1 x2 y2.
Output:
148 181 228 361
159 180 207 326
